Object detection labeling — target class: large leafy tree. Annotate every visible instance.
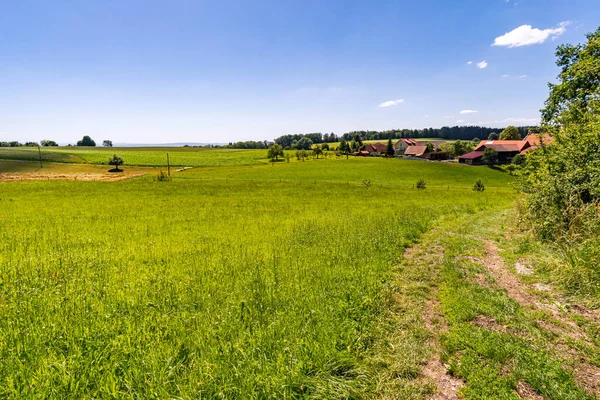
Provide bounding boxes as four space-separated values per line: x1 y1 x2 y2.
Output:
520 26 600 241
77 135 96 146
541 27 600 125
499 125 521 140
267 143 284 161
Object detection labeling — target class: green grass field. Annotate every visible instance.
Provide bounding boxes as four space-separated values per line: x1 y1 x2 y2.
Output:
0 154 515 398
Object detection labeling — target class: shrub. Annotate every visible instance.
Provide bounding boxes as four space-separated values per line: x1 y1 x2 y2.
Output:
155 171 171 182
416 179 426 189
473 179 485 192
362 179 372 189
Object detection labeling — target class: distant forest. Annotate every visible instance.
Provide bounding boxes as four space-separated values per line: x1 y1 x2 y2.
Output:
227 125 537 149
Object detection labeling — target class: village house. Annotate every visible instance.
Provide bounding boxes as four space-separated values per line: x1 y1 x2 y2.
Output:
394 138 419 155
458 134 552 165
361 142 391 156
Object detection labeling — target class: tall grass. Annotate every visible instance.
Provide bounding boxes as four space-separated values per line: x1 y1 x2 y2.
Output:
0 172 513 397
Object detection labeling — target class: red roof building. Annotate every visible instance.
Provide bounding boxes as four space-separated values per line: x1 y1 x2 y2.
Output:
459 133 553 164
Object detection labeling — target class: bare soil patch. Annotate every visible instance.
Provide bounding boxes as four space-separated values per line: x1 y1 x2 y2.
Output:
412 245 464 399
516 381 544 399
0 172 146 182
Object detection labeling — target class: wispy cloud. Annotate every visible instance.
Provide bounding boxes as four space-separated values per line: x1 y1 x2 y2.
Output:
456 119 466 123
501 117 539 124
476 61 488 69
502 74 510 78
519 75 527 78
378 99 405 108
443 116 455 119
460 109 478 114
466 61 473 65
492 22 569 48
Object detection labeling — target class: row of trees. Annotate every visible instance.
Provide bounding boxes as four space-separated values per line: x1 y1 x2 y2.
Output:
1 140 58 147
1 137 114 147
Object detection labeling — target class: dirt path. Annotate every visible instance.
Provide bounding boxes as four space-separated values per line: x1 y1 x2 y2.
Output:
481 240 600 396
421 295 464 400
403 245 464 399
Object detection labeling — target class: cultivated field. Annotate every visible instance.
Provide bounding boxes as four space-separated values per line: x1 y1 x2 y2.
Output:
0 152 514 398
0 147 267 167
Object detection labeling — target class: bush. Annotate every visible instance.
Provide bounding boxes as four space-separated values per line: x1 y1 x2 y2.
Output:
416 179 426 189
155 171 171 182
473 179 485 192
362 179 372 189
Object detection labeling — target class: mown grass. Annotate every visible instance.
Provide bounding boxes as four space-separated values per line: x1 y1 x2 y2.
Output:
0 164 512 398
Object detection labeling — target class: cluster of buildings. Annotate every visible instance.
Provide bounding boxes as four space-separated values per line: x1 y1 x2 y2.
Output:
354 134 550 164
457 134 550 165
357 138 449 160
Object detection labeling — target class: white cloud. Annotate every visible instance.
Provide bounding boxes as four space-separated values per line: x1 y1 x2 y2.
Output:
466 61 473 65
492 22 569 48
519 75 527 78
476 61 488 69
502 117 539 124
502 74 510 78
460 109 478 114
378 99 405 108
456 120 466 123
443 116 455 119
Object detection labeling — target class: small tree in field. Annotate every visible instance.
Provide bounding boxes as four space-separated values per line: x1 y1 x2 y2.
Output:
267 143 284 161
473 179 485 191
103 140 113 147
482 148 498 166
386 138 395 157
108 154 124 171
313 145 323 159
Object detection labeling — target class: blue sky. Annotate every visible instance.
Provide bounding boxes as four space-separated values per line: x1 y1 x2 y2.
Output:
1 0 598 144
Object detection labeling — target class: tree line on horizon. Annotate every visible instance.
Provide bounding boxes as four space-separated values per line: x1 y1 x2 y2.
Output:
225 125 537 150
2 126 537 150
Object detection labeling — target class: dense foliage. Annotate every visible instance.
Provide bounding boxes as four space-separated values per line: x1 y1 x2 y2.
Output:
519 113 600 241
541 27 600 125
518 27 600 298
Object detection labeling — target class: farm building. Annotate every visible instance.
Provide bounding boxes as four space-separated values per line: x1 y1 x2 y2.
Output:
395 138 419 155
458 134 552 164
402 144 449 160
363 142 392 156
